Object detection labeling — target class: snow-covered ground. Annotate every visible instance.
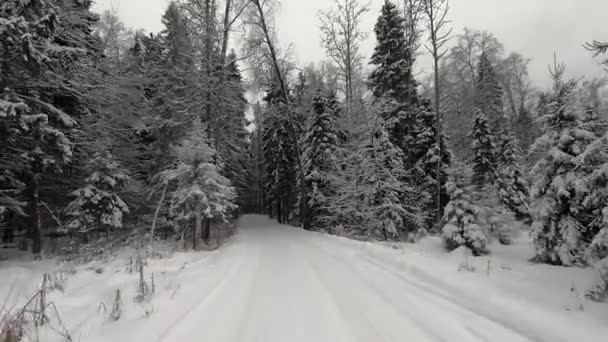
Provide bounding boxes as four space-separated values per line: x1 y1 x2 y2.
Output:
1 215 607 342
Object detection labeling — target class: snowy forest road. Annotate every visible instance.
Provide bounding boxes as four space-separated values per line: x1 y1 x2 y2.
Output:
149 215 552 342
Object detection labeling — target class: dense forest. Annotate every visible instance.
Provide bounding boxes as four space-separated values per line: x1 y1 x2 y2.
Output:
2 0 608 301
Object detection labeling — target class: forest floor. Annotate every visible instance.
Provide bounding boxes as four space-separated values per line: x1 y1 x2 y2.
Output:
1 215 608 342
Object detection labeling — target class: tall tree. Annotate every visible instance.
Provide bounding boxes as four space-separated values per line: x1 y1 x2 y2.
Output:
95 8 134 68
421 0 452 224
494 129 531 222
411 100 451 228
218 52 249 206
470 110 496 188
369 0 417 104
318 0 369 107
0 0 99 254
148 3 197 171
301 91 343 228
530 60 598 266
475 52 504 131
369 0 419 171
246 0 312 228
359 119 423 240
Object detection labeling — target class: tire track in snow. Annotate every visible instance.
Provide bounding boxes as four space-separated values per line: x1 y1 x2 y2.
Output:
297 239 443 342
304 235 539 342
231 229 356 342
297 236 455 342
355 253 542 342
154 243 249 342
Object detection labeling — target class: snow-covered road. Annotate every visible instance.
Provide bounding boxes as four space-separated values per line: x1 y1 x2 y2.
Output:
98 215 601 342
4 215 608 342
183 216 531 342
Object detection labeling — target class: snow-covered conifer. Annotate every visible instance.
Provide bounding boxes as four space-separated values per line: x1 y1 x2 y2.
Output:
263 100 299 224
369 0 417 104
530 75 598 265
442 182 488 255
410 100 451 227
475 52 504 131
369 0 418 167
0 0 98 253
360 117 424 240
301 91 342 227
494 129 531 222
159 122 237 244
66 153 130 236
470 110 496 188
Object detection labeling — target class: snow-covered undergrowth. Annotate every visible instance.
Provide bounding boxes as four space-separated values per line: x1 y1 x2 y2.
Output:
0 242 228 342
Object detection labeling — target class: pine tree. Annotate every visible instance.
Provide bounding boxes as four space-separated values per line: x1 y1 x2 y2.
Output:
470 110 496 188
442 182 488 255
65 153 130 238
475 52 504 132
530 76 598 265
301 91 342 227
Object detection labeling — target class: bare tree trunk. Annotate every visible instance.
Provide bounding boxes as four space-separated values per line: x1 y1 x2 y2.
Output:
434 58 442 226
194 203 202 250
31 177 42 256
251 0 288 102
202 217 211 243
423 0 452 226
213 0 234 166
204 0 216 153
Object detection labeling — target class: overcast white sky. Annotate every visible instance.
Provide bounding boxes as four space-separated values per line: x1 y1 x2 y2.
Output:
93 0 608 88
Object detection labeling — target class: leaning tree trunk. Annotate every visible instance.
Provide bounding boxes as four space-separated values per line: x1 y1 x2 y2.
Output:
30 177 42 256
150 182 169 246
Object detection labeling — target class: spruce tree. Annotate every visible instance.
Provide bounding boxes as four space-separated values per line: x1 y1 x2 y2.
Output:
470 110 496 188
567 131 608 299
368 0 418 167
369 0 417 104
442 182 488 255
494 129 531 222
475 52 504 132
263 94 299 224
65 153 130 238
530 77 597 265
217 52 249 207
0 0 98 254
159 121 237 247
359 117 424 240
301 91 342 228
148 3 197 171
161 2 193 68
411 100 451 227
